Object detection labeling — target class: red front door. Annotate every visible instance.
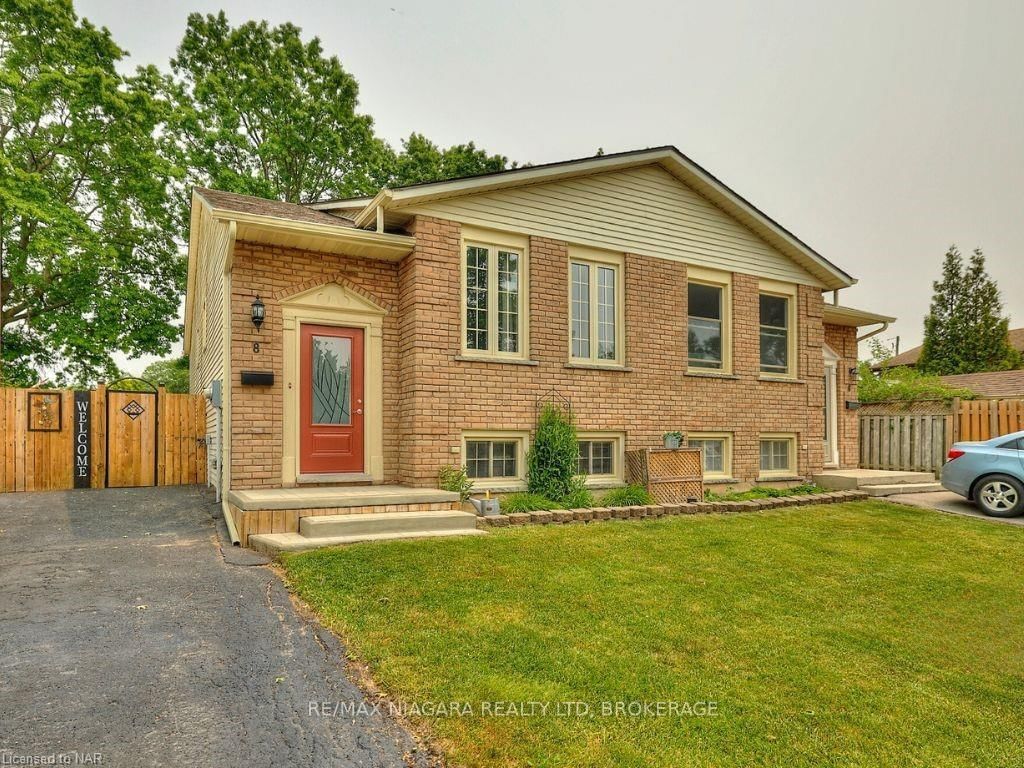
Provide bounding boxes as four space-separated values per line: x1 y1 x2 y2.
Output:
300 324 364 474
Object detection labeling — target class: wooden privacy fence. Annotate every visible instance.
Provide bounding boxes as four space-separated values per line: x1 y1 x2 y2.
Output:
859 396 1024 474
859 413 952 473
0 383 206 493
954 397 1024 442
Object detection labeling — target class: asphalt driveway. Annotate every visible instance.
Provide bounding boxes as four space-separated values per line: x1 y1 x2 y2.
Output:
0 486 427 767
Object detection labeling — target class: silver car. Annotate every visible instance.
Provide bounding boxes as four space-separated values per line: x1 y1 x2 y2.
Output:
941 430 1024 517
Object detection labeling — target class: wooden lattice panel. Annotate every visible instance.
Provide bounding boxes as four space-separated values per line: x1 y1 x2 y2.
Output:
648 479 704 505
648 449 702 480
624 447 704 503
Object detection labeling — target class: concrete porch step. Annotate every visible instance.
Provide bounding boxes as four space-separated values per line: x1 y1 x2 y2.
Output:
812 469 936 490
862 482 946 497
300 509 479 538
250 526 485 555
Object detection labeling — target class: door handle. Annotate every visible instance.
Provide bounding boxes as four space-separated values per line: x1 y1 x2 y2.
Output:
355 408 363 415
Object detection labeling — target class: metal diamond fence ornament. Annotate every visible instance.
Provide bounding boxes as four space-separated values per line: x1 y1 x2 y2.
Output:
121 399 145 420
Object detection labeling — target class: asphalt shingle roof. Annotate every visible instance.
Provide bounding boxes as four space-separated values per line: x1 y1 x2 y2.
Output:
195 187 356 228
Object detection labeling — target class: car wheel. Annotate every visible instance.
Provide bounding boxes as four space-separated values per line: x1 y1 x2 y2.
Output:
974 474 1024 518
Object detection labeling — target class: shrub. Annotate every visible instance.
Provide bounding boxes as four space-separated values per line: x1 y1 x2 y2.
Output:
857 360 976 404
600 484 653 507
527 402 578 501
501 493 562 514
437 465 474 502
560 485 595 509
704 483 826 502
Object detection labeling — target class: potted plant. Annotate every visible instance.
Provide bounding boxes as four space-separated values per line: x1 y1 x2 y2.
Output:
662 431 684 449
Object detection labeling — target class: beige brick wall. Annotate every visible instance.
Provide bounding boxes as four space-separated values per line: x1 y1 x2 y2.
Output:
227 217 843 490
229 241 402 489
392 215 829 487
824 323 860 468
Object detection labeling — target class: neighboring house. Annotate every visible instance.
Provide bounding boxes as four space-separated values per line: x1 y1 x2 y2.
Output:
184 146 893 540
877 328 1024 369
939 370 1024 398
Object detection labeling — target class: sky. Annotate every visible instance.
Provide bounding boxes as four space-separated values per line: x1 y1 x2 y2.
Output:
77 0 1024 373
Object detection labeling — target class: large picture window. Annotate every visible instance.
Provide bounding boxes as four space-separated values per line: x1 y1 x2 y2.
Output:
569 249 623 365
464 242 524 358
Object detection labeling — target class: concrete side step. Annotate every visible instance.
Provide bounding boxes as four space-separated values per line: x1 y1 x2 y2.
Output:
250 528 486 555
813 470 936 490
862 482 945 497
300 510 478 538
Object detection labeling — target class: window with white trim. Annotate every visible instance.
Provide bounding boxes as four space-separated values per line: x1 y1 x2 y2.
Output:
464 243 524 357
569 251 622 364
759 435 796 476
462 432 528 486
576 432 624 483
687 433 732 479
578 440 614 476
687 282 723 369
759 293 791 375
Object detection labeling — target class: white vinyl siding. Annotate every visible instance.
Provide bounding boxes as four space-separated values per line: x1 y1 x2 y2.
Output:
406 165 822 286
186 202 234 442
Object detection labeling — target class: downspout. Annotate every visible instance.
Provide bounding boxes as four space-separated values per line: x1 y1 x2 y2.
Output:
857 321 889 343
222 500 241 546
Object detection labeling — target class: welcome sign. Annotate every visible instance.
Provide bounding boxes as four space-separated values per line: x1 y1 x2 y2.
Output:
73 391 91 488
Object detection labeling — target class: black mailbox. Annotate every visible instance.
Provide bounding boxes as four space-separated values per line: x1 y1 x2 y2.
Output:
240 371 274 386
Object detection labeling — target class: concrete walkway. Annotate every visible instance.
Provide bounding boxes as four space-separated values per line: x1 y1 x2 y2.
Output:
888 490 1024 527
0 487 427 767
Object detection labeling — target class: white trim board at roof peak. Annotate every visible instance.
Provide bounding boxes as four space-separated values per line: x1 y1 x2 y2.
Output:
399 165 828 288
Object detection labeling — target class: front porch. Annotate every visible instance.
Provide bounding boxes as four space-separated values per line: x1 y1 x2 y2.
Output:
225 484 472 547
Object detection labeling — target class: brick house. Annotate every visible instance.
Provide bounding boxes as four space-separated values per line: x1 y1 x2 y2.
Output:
184 146 893 545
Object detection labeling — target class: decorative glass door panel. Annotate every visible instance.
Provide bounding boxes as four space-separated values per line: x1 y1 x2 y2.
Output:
300 325 364 473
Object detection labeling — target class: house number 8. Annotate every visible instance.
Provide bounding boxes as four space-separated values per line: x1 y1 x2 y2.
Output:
253 342 261 353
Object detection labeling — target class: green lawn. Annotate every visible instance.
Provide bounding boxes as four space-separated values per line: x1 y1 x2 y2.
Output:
282 502 1024 768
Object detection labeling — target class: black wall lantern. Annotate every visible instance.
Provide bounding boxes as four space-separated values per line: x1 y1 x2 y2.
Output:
250 296 265 330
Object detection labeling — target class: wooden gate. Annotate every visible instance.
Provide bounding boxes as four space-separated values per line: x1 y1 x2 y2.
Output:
0 383 206 493
106 387 158 488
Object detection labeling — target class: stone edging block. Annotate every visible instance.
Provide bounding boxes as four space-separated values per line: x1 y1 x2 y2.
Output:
477 491 870 530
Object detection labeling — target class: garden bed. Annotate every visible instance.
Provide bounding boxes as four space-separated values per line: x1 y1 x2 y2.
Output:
477 489 867 528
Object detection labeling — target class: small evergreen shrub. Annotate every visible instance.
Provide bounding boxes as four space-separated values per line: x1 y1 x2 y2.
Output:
527 402 579 501
501 493 562 513
437 465 474 502
600 484 654 507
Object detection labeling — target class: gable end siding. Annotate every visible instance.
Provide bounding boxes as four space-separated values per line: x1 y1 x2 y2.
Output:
402 165 823 287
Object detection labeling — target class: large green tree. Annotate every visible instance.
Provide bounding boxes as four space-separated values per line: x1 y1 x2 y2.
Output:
390 133 510 187
140 354 189 393
166 12 391 204
918 245 1019 375
0 0 183 386
165 13 510 206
